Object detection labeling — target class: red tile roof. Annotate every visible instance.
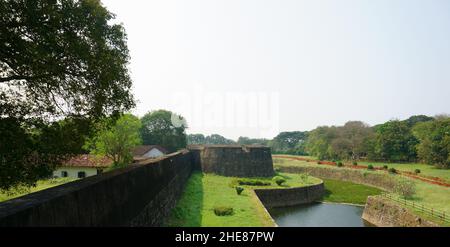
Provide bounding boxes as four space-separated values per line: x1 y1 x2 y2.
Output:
62 154 113 168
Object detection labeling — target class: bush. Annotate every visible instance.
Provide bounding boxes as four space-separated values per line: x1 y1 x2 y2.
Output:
235 186 244 195
336 161 343 167
352 161 358 166
214 206 234 216
388 168 397 174
414 169 421 174
367 164 374 170
383 165 388 170
317 161 322 165
273 176 286 186
237 179 271 186
394 179 416 199
300 173 309 184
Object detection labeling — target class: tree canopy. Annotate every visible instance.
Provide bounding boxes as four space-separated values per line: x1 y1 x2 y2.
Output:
0 0 134 190
140 110 187 152
85 114 141 168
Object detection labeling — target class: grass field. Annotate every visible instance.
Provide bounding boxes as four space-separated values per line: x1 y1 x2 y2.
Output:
321 179 383 205
274 156 450 214
275 154 450 183
166 172 321 227
0 178 77 203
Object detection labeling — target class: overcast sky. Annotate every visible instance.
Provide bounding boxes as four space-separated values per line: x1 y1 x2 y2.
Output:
101 0 450 140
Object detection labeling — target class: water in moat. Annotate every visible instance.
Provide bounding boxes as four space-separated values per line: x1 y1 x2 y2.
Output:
269 202 372 227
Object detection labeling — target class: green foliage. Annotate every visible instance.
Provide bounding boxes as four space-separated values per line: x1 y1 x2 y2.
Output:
0 0 134 191
337 161 343 167
305 122 373 161
235 186 244 195
352 161 358 166
85 114 141 168
388 168 397 174
187 133 236 145
237 136 269 145
394 179 416 199
371 120 418 162
0 0 134 118
237 179 271 186
213 206 234 216
270 131 308 155
300 173 310 184
140 110 187 152
415 169 421 174
412 116 450 168
383 165 388 170
273 176 286 186
367 164 374 170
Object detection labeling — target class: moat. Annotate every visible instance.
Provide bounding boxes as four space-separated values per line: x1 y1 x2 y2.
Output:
269 202 371 227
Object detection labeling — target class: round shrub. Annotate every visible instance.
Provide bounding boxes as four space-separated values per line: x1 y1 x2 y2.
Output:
317 161 322 165
388 168 397 174
214 206 233 216
235 186 244 195
414 169 421 174
383 165 388 170
273 176 286 186
336 161 343 167
367 164 374 170
352 161 358 166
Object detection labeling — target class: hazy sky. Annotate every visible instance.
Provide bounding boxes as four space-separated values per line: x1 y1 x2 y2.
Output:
102 0 450 140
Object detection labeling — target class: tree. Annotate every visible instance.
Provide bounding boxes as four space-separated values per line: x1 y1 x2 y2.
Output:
372 120 418 162
204 134 235 145
140 110 187 152
413 116 450 168
237 136 269 146
305 126 338 160
85 114 141 168
0 0 134 190
187 134 206 145
271 131 308 154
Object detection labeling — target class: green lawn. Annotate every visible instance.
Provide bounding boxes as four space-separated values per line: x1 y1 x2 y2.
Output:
274 156 450 214
358 161 450 182
322 179 383 205
166 172 321 227
0 177 77 203
273 154 450 183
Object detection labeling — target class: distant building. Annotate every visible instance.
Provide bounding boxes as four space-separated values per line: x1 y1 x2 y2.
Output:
132 145 168 159
53 155 113 179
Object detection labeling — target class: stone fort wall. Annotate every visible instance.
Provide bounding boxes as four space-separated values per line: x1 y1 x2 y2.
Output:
0 150 193 226
188 145 275 177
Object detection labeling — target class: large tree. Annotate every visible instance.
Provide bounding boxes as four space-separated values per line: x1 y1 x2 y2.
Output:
85 114 141 168
270 131 308 154
0 0 134 191
140 110 187 152
413 116 450 168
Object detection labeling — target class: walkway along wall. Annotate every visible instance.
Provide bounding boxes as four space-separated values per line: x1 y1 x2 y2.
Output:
0 150 193 226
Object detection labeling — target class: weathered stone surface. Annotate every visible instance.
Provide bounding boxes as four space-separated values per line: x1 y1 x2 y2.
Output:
362 196 439 227
254 182 325 208
0 150 193 227
188 145 274 177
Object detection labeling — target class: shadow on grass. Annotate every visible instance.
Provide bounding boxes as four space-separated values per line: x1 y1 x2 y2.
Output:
166 172 204 227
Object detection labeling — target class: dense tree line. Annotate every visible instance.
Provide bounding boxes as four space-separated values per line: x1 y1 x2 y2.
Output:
305 115 449 168
187 134 235 145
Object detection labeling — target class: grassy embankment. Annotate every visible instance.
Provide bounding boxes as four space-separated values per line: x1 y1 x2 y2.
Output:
276 154 450 183
273 157 450 214
166 172 322 227
0 178 77 203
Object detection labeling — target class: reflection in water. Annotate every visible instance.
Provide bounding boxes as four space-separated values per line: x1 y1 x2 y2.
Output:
269 202 371 227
